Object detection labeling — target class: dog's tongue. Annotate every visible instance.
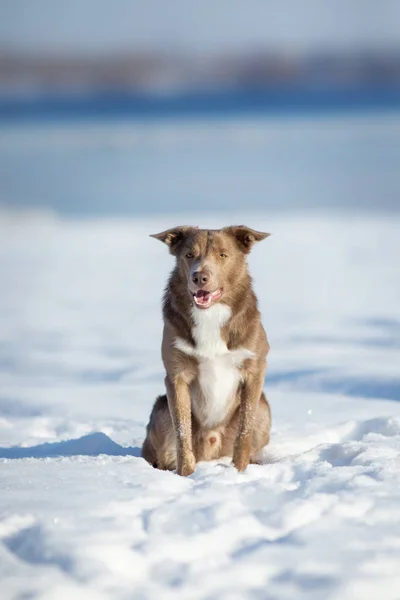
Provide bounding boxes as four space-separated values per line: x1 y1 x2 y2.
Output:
195 290 211 305
193 289 222 308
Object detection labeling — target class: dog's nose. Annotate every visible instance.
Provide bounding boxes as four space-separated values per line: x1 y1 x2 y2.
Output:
192 270 209 286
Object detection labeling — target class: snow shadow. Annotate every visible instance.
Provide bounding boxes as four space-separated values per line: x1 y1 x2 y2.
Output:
4 524 74 573
313 376 400 402
267 368 324 385
291 317 400 350
267 370 400 401
0 431 141 459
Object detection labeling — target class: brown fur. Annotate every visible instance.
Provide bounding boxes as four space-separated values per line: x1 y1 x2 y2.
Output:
142 226 272 476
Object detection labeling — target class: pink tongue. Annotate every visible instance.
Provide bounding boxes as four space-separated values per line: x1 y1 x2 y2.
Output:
196 291 211 304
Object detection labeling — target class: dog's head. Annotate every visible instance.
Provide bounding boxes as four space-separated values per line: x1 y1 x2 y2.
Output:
150 226 270 309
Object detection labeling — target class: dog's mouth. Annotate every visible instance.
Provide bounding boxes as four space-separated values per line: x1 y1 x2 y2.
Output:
192 288 222 309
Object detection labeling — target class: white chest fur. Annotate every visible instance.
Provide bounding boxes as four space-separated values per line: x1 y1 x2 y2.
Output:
174 304 254 428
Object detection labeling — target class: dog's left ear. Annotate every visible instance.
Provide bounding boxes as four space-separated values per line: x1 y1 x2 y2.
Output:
150 226 192 255
225 226 271 254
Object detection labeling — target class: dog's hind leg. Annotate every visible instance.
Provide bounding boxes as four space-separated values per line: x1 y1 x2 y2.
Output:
142 395 177 471
141 435 157 467
221 392 271 462
249 392 271 463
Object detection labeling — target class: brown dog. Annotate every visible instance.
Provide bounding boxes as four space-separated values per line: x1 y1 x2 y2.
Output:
142 226 271 476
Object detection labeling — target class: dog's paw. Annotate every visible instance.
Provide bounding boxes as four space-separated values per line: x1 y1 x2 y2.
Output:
232 446 250 472
177 451 196 477
232 456 250 472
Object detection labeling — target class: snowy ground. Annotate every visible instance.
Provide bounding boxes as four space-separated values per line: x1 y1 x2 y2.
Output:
0 208 400 599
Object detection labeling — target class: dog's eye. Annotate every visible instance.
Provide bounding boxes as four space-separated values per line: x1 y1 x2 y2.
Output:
185 252 194 259
220 253 228 258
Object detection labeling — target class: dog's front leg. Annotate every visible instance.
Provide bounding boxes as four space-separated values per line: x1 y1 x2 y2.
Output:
165 375 196 476
233 365 266 472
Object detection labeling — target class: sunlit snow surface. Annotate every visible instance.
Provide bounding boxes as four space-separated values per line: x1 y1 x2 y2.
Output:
1 110 400 599
0 207 400 600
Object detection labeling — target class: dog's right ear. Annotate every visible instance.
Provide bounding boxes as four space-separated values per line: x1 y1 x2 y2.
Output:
150 226 191 255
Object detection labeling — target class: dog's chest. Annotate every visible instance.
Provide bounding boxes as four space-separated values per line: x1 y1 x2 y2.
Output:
174 304 253 428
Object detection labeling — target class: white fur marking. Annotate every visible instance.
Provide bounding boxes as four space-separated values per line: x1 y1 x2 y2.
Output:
191 302 232 358
174 337 196 356
197 355 238 427
174 304 254 428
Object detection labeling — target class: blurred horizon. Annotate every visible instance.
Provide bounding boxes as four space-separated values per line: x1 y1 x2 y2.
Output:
0 1 399 216
1 0 400 122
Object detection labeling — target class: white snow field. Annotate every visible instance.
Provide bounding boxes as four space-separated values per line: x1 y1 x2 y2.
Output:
0 208 400 600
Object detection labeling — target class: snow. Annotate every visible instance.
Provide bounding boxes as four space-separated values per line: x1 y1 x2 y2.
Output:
0 206 400 599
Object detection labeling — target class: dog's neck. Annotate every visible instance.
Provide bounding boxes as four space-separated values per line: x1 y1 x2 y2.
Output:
174 303 255 364
174 303 231 358
164 266 258 348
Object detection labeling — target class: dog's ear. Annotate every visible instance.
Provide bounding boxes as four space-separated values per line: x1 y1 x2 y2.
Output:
224 226 271 254
150 226 192 255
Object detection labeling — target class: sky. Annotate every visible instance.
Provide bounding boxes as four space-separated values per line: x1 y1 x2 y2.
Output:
1 0 400 56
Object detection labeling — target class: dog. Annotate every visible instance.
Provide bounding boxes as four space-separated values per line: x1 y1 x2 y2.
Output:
142 225 271 476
